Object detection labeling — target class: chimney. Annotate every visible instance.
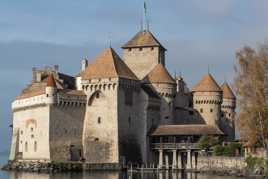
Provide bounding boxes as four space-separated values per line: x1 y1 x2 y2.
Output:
32 67 37 82
36 72 42 82
81 58 88 71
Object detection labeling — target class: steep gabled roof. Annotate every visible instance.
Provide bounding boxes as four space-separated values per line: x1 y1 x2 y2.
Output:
221 82 236 99
46 74 57 87
122 30 166 50
143 63 176 84
192 73 222 92
81 48 138 80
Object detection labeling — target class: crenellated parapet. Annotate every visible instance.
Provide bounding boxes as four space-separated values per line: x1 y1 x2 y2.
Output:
55 91 86 108
81 78 119 94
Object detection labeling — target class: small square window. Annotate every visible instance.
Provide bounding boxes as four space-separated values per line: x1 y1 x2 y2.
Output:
31 134 34 138
210 109 213 113
128 48 132 52
31 128 34 132
94 138 99 142
151 47 154 51
98 117 101 124
139 48 143 51
200 108 203 113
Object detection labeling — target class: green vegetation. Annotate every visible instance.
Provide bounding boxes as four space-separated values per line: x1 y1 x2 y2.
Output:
213 142 242 156
245 156 268 176
197 136 220 150
197 136 243 157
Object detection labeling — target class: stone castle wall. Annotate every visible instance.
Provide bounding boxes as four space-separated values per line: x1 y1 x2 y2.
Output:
193 91 222 126
82 78 119 164
49 104 86 162
123 47 162 79
11 105 50 161
220 98 236 140
197 156 246 171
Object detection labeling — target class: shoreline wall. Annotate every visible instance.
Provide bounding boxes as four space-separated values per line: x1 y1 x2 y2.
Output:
197 156 246 172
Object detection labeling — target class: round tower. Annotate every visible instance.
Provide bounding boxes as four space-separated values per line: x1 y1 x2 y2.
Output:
45 73 57 104
192 73 222 126
221 82 236 118
220 82 236 140
143 63 176 124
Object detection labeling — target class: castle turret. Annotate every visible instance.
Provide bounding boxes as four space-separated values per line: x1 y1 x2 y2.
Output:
192 73 222 126
143 63 176 124
122 30 166 79
220 82 236 140
76 58 88 90
46 73 57 104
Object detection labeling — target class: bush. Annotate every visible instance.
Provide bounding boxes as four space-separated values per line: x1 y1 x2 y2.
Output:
214 145 225 156
213 142 242 156
197 136 219 150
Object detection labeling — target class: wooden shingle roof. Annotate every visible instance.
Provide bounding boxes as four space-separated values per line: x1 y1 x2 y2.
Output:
81 48 138 80
122 30 166 50
192 73 222 92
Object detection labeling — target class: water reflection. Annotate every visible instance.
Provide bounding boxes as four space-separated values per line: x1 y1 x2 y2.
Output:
5 171 240 179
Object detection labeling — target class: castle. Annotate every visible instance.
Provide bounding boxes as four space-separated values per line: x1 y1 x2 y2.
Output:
9 30 236 169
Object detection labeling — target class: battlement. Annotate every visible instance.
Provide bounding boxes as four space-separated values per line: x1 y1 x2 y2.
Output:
12 90 86 112
81 77 140 93
12 94 50 111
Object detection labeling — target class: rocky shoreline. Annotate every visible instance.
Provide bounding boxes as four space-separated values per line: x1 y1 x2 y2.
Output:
1 161 266 178
1 161 121 173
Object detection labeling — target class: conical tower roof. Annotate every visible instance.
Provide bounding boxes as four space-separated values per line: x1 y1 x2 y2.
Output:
143 63 176 84
221 82 236 99
46 74 57 87
122 30 166 50
192 73 221 92
81 48 138 80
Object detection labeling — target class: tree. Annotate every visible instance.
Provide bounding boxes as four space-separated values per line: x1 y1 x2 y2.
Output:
235 44 268 157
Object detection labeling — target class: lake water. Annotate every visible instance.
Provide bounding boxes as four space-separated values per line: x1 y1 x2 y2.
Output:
0 155 243 179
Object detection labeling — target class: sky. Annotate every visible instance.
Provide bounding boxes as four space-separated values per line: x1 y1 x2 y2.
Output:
1 0 268 153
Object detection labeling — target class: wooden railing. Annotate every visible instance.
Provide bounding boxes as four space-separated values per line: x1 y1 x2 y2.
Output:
152 143 200 150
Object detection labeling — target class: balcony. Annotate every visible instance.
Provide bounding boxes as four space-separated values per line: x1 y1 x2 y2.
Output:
151 143 200 150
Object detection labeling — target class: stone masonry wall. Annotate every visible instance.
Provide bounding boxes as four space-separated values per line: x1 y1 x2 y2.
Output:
123 47 162 80
197 156 246 171
82 79 119 164
11 105 50 161
49 104 86 162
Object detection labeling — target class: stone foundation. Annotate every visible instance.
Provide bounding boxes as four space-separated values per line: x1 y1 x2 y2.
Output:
196 157 246 176
1 161 121 173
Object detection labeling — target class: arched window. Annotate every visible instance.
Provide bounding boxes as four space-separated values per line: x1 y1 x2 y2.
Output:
34 141 37 152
